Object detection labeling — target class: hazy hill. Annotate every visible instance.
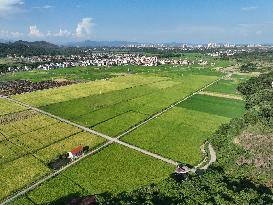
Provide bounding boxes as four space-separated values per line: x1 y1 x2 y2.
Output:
0 41 80 57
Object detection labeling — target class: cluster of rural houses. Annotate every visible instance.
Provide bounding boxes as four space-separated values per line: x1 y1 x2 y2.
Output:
6 54 158 72
5 53 210 73
158 59 209 66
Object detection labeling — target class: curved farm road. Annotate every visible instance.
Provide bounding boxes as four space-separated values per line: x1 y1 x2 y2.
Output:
191 143 217 173
199 143 216 170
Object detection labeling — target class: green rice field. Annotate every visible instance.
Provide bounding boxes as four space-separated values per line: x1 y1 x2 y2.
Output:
17 73 220 137
122 107 231 165
122 94 244 164
13 144 173 205
204 74 250 96
0 65 249 204
177 94 245 118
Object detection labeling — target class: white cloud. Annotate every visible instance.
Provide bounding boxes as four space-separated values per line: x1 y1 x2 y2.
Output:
75 17 94 38
43 5 54 9
241 6 258 11
0 0 24 17
28 25 44 38
33 5 54 9
46 31 52 36
10 31 23 38
53 29 71 37
7 17 95 41
256 30 263 35
0 30 23 38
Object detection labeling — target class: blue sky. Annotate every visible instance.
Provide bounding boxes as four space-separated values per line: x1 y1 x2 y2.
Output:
0 0 273 43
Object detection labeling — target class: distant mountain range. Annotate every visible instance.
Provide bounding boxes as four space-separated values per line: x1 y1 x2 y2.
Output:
65 40 186 47
65 40 141 47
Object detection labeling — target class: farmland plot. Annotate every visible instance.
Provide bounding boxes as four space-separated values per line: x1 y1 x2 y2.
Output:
9 122 82 152
25 175 83 205
40 83 157 120
21 144 173 204
123 107 230 164
34 132 105 163
0 98 27 116
0 155 51 200
8 197 34 205
0 140 24 164
0 98 106 201
178 94 245 118
13 74 167 107
93 111 147 136
204 74 249 96
31 74 219 136
72 103 129 128
205 79 241 96
0 111 58 139
0 110 104 163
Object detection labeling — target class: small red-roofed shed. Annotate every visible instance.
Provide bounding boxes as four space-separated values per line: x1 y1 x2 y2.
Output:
68 146 84 160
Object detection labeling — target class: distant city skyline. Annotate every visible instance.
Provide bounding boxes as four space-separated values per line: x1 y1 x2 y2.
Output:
1 0 273 44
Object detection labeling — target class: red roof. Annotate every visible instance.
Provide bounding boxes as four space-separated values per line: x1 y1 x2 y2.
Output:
70 146 83 155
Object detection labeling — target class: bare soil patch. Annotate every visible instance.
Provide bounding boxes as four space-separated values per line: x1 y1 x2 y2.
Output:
235 131 273 170
199 91 243 100
0 80 77 96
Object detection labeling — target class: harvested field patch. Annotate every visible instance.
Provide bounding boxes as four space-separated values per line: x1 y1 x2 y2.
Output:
0 80 77 96
199 91 243 100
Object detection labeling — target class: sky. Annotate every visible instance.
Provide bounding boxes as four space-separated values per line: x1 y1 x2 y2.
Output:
0 0 273 44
